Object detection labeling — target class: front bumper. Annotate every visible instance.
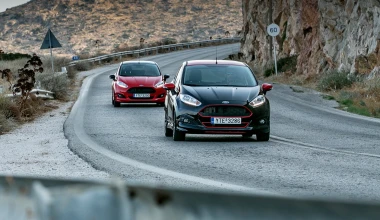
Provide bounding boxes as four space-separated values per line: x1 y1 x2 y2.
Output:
175 103 270 135
114 87 166 103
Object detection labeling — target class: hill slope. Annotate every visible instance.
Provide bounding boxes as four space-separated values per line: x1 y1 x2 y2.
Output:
0 0 242 57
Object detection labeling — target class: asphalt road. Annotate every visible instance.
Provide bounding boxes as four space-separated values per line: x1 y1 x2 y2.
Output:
64 44 380 202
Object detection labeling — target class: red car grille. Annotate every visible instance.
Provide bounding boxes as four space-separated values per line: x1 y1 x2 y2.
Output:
127 87 155 93
198 105 252 128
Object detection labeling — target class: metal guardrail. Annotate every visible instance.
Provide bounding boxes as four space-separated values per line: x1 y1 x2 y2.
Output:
68 37 241 66
2 176 380 220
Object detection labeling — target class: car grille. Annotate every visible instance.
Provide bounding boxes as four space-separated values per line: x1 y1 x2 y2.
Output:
198 105 252 128
128 87 155 93
200 106 251 117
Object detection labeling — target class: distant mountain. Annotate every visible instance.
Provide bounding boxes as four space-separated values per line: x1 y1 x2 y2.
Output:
0 0 242 57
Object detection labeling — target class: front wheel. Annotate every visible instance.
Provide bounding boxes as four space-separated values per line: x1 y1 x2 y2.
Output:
164 112 173 137
112 92 121 107
173 112 185 141
256 132 270 141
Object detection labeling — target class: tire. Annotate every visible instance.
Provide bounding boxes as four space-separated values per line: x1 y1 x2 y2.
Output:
172 112 185 141
112 93 121 107
256 132 270 141
164 112 173 137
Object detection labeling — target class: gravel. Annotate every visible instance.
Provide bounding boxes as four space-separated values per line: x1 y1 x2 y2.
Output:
0 100 110 180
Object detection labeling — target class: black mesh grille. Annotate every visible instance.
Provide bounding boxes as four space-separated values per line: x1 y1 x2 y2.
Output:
128 87 155 93
201 106 251 117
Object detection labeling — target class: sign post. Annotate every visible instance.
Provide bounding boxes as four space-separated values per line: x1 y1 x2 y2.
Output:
40 28 62 74
267 23 280 76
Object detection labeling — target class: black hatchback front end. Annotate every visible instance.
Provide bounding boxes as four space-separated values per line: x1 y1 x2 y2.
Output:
174 89 270 136
164 60 272 141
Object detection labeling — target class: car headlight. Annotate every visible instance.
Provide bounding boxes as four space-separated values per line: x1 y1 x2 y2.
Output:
116 81 128 88
154 81 164 88
249 95 265 107
180 94 202 107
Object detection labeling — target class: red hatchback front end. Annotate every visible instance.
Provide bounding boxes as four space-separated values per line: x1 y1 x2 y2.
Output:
110 61 167 107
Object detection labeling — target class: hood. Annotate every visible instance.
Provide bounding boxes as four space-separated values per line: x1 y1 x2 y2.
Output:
118 76 161 87
182 86 261 105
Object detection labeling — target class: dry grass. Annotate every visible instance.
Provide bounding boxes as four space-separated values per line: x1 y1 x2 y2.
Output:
246 57 380 118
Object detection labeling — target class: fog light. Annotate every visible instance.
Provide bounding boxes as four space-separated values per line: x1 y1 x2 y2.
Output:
117 94 126 98
259 119 265 124
158 93 165 98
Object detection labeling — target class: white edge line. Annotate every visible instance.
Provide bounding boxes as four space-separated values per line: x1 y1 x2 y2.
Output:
271 135 380 159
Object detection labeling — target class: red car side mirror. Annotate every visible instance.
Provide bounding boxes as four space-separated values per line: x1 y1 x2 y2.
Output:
262 83 273 94
164 83 175 90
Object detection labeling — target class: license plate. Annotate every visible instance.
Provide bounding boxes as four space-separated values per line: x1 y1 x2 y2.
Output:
133 93 150 98
211 117 241 124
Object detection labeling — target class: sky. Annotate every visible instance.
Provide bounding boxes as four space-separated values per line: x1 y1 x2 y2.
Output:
0 0 30 12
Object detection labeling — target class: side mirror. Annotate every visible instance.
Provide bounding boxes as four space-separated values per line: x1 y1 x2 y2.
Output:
109 75 116 81
261 83 273 94
163 74 170 82
164 83 175 90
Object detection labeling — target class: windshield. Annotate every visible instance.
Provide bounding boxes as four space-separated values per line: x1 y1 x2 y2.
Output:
119 63 160 77
182 65 257 87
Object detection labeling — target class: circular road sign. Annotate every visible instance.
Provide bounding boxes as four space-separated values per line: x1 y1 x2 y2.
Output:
267 23 280 37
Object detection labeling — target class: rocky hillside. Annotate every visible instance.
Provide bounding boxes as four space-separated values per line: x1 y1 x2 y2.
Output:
241 0 380 77
0 0 242 56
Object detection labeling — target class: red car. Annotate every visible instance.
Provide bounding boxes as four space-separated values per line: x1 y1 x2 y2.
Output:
109 61 170 107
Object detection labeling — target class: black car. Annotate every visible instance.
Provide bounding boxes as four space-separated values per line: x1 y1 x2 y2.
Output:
163 60 273 141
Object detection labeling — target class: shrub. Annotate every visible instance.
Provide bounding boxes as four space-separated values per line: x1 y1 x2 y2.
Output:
0 95 20 134
36 72 69 100
161 38 177 45
277 55 297 73
263 55 297 77
73 62 92 71
264 68 274 77
318 70 357 91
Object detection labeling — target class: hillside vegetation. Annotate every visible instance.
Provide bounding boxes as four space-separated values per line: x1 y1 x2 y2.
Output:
0 0 242 57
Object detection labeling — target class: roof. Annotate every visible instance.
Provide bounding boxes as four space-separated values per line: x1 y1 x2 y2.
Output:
186 60 247 66
120 60 158 65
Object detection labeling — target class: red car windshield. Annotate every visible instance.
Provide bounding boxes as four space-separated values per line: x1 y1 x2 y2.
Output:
119 63 161 77
183 65 258 87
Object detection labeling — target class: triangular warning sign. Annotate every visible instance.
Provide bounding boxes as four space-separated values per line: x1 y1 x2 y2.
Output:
40 29 62 49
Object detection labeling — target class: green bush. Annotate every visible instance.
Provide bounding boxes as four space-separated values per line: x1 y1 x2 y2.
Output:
318 70 357 91
263 55 298 77
264 68 274 77
0 52 31 61
277 55 297 73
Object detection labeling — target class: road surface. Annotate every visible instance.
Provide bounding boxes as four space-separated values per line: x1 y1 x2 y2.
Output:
64 44 380 202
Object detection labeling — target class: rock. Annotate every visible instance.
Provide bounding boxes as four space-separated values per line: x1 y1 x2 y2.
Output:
368 66 380 80
241 0 380 76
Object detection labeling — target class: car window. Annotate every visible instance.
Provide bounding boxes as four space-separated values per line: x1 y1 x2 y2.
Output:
182 65 258 87
119 63 160 77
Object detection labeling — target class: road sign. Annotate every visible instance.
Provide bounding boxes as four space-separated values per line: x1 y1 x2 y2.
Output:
41 29 62 49
72 56 80 61
267 23 280 76
40 28 62 75
267 23 280 37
